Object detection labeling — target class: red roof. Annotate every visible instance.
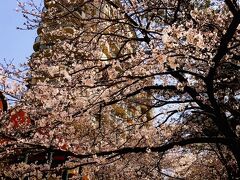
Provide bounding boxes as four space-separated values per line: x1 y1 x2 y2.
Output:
10 110 31 128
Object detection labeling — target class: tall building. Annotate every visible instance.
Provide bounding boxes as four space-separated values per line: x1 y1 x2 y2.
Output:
29 0 135 86
26 0 118 178
28 1 98 178
23 0 152 178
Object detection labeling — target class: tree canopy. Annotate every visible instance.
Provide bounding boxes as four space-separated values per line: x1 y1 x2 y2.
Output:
0 0 239 179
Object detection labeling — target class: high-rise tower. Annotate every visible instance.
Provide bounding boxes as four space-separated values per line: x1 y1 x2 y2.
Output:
29 0 135 86
23 0 151 178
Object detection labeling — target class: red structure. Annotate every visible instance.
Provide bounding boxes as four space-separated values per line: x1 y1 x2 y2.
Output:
10 109 31 128
0 91 79 179
0 91 7 113
0 91 31 128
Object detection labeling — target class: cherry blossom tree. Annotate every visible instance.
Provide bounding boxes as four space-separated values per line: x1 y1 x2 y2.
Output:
0 0 239 179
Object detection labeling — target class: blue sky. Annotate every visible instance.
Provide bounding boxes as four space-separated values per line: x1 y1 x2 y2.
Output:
0 0 42 65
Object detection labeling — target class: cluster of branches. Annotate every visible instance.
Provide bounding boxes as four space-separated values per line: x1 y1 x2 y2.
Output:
0 0 239 179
